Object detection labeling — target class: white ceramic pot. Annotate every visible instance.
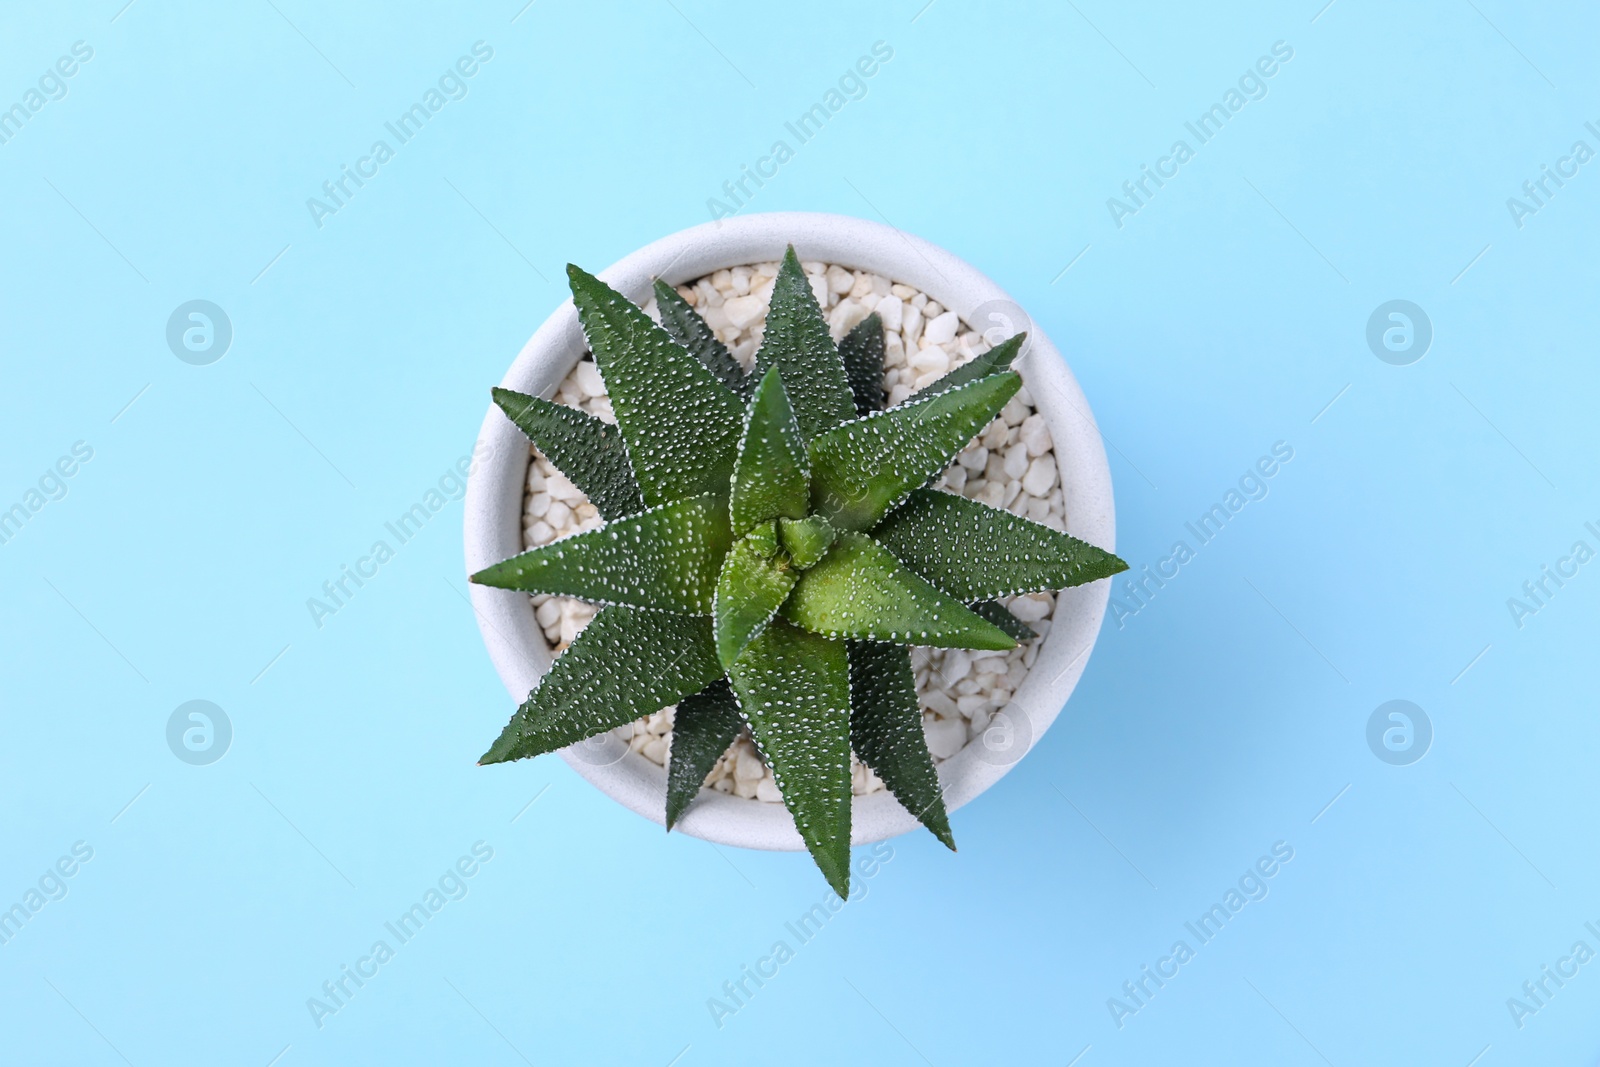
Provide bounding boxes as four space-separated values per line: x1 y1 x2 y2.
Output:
464 211 1117 850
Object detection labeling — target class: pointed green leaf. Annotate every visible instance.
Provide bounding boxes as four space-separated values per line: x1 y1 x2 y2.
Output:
727 620 853 897
752 247 857 439
910 334 1025 402
730 369 810 534
809 371 1022 532
744 519 779 557
714 537 798 668
470 493 732 614
847 641 954 850
568 265 745 506
969 599 1038 641
840 312 886 416
491 387 644 520
665 679 744 829
653 279 750 397
871 488 1129 600
781 532 1014 650
777 514 835 571
480 606 721 764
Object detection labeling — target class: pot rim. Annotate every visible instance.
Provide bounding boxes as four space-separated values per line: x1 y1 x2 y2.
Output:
463 211 1116 851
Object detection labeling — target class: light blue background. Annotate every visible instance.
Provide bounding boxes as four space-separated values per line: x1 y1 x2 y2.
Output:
2 1 1596 1063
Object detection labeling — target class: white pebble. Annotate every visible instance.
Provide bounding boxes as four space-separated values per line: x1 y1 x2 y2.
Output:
1023 456 1058 495
735 748 765 781
826 265 854 293
1002 394 1030 427
902 305 923 344
1009 594 1052 622
808 274 831 308
546 472 582 502
1003 444 1030 480
909 346 950 375
722 294 765 330
924 310 959 346
884 333 905 366
874 294 904 332
700 302 730 332
572 361 604 398
925 716 967 760
1020 414 1051 457
829 299 870 340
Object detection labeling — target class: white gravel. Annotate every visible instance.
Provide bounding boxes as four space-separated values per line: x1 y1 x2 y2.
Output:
519 261 1065 803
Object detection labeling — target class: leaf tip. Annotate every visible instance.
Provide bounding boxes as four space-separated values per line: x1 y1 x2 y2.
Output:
818 851 852 901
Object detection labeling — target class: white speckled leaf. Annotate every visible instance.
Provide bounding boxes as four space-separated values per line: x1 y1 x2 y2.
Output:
871 488 1129 600
727 620 853 898
909 333 1024 402
968 599 1037 641
665 678 744 829
808 371 1021 532
470 493 732 614
653 280 751 398
840 312 886 416
480 606 722 765
491 387 644 520
713 535 798 668
730 369 810 534
780 532 1014 650
847 640 954 849
777 514 835 570
751 247 858 439
568 265 745 506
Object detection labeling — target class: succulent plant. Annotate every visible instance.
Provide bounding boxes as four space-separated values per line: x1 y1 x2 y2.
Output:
473 247 1127 896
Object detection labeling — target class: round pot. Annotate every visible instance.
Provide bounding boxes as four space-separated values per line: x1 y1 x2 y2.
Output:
463 211 1117 850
